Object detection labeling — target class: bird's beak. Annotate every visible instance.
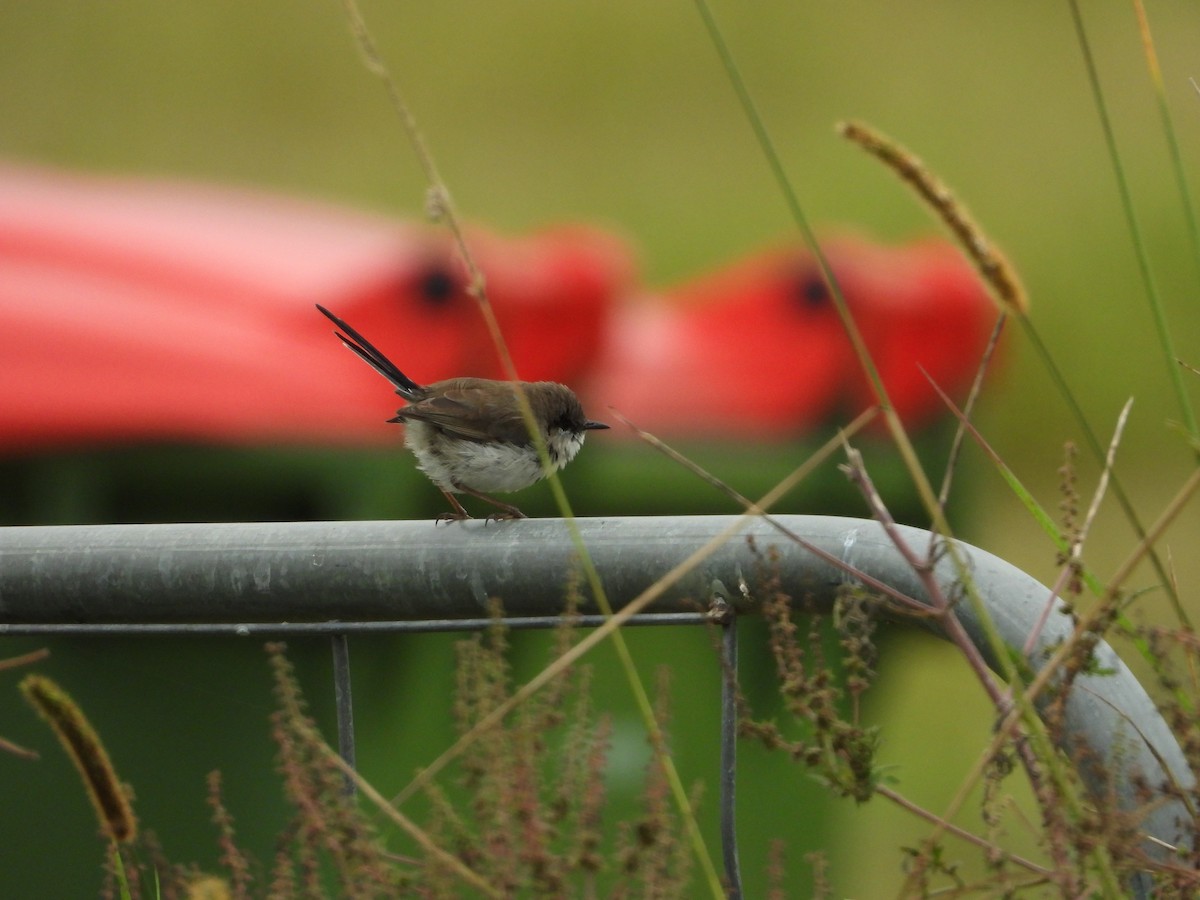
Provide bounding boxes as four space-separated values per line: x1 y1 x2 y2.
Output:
584 421 610 430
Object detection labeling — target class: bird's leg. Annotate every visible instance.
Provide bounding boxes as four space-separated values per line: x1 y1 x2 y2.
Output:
455 485 527 521
435 490 474 524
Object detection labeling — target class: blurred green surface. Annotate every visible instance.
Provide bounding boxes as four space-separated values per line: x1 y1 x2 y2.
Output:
3 2 1200 895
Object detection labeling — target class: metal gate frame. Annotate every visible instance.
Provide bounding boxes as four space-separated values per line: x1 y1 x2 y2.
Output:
0 514 1191 896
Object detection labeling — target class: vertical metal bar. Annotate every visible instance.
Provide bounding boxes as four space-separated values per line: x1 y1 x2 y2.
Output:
330 633 356 795
717 596 742 899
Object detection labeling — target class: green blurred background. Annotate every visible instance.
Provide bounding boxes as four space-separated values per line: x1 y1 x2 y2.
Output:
2 2 1200 895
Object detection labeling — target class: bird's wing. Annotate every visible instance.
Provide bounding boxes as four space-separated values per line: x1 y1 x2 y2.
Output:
395 384 533 445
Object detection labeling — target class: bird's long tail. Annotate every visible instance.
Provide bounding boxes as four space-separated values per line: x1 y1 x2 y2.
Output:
316 305 425 398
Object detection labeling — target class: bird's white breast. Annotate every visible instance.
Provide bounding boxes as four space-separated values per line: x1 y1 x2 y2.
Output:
404 422 587 494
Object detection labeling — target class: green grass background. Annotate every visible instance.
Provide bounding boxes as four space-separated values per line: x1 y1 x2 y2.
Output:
2 2 1200 895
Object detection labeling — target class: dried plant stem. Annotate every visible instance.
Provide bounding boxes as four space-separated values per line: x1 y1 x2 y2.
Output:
830 107 1185 749
337 4 724 892
338 0 553 479
1106 467 1200 606
690 3 987 673
0 647 49 671
997 463 1200 746
0 736 38 760
615 408 927 616
1022 398 1133 656
206 770 253 897
1075 400 1130 560
838 121 1027 318
875 785 1050 877
0 648 50 759
912 466 1200 896
1045 0 1194 631
389 528 727 865
620 402 1103 886
840 449 998 693
933 313 1009 514
841 448 1117 893
393 427 874 810
326 746 504 898
925 374 1190 712
1022 321 1189 627
338 0 583 519
836 106 1186 654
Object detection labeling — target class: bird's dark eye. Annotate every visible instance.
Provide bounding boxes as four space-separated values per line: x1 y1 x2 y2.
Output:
550 411 583 433
795 273 830 308
416 265 458 305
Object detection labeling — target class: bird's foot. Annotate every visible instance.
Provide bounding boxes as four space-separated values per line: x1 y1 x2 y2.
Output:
484 509 527 523
452 486 526 522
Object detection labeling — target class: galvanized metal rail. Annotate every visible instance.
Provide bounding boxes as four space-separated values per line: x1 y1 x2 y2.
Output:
0 515 1191 894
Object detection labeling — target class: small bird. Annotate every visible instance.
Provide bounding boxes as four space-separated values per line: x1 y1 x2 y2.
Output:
318 305 608 520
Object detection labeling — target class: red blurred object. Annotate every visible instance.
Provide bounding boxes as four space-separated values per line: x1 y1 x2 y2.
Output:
0 164 632 453
0 163 997 456
589 234 1000 438
841 237 1001 426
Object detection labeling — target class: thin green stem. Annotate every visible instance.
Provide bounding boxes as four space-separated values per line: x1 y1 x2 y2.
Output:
1019 315 1190 626
690 0 955 564
1132 0 1200 321
338 3 724 892
1068 0 1198 443
693 7 1137 889
691 0 1019 731
690 0 888 416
